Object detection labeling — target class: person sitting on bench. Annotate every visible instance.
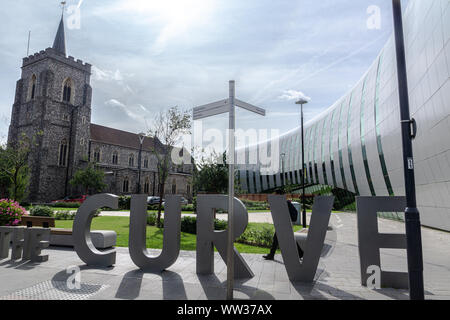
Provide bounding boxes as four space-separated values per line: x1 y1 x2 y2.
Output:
263 189 304 261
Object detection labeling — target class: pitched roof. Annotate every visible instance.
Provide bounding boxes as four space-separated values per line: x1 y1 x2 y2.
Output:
52 16 66 56
90 124 163 152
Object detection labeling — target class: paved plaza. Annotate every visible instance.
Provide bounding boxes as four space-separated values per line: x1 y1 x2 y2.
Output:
0 212 449 300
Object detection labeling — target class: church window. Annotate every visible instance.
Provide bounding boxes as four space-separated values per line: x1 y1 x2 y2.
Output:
31 75 36 100
112 152 118 165
28 75 37 101
58 139 68 167
93 148 101 163
144 178 150 194
62 78 73 103
143 157 149 169
80 138 85 146
129 154 135 167
123 177 129 193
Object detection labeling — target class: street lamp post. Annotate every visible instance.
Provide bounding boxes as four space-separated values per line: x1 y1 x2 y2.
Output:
137 133 146 194
296 98 309 228
392 0 424 300
281 153 286 188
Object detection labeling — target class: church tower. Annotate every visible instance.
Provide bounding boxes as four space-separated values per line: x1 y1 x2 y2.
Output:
8 13 92 202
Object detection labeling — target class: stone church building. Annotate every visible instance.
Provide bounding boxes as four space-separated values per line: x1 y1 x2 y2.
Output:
7 16 193 203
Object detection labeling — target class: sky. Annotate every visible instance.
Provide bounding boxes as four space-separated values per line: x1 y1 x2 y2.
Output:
0 0 402 153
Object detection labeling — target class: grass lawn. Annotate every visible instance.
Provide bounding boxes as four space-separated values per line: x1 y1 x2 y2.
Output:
55 216 301 254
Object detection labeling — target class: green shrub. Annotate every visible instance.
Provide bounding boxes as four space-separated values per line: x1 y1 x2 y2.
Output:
118 196 131 210
29 206 54 217
214 219 228 231
147 212 156 225
148 204 164 211
331 188 356 210
181 204 194 212
180 216 196 234
237 225 274 248
54 211 76 220
179 216 227 235
192 196 197 212
147 212 164 227
241 199 270 210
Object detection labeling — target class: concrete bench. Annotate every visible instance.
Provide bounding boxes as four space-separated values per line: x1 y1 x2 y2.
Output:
21 216 55 228
50 229 117 249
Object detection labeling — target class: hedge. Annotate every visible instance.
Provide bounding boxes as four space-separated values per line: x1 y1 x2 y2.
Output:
30 206 54 217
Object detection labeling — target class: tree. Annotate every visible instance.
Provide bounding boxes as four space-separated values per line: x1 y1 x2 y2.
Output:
0 132 40 202
69 163 107 195
193 151 229 194
148 106 192 227
193 150 244 218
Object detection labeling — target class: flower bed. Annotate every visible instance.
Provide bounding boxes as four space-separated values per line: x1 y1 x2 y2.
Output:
0 199 27 226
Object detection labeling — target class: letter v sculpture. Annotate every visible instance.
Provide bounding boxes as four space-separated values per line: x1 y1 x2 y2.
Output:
268 195 334 282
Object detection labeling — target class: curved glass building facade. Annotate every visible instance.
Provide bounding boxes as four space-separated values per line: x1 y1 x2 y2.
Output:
237 0 450 231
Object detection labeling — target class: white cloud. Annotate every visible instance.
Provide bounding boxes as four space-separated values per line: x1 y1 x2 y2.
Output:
105 98 125 108
104 99 142 122
92 66 125 82
278 90 311 102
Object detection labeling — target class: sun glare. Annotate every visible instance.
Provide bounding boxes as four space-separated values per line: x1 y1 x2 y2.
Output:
120 0 214 27
112 0 215 51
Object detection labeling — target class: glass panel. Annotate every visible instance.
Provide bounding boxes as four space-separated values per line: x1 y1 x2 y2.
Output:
338 102 348 190
329 109 338 187
321 117 329 186
360 76 376 196
374 53 395 196
347 92 360 195
313 124 319 183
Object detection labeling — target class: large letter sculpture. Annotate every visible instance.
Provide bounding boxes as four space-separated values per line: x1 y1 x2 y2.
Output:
10 227 26 260
356 196 408 289
196 195 254 279
0 227 17 259
129 195 181 272
1 226 47 262
73 194 118 267
22 228 50 262
0 227 15 259
268 195 334 282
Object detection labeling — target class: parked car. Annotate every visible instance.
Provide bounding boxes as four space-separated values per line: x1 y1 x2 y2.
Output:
162 197 189 206
147 196 164 205
52 195 88 204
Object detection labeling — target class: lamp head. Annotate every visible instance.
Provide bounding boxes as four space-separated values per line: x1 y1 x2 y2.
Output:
138 133 146 144
295 98 309 105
